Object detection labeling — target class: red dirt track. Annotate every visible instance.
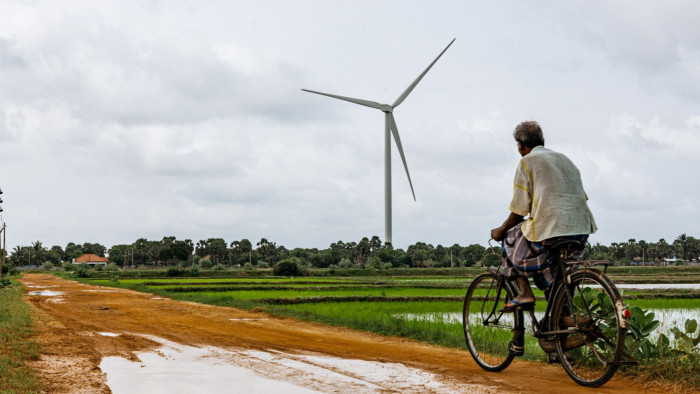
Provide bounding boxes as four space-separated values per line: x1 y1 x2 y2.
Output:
21 274 667 393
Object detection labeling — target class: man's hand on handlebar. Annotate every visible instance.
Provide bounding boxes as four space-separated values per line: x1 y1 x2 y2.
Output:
491 227 506 242
492 212 524 243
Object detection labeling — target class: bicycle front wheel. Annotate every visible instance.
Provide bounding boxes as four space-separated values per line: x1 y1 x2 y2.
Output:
463 272 521 372
550 268 626 387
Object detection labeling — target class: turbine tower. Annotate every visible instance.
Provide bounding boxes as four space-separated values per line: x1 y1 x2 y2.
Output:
303 39 455 245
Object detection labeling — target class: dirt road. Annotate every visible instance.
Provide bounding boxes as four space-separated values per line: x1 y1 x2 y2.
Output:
20 274 662 393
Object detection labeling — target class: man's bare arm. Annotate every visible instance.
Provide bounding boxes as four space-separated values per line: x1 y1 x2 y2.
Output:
490 212 524 241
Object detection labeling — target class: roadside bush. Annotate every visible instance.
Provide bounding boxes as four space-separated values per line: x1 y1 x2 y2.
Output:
257 261 270 269
105 263 119 272
273 258 301 277
617 305 699 387
42 261 53 270
212 264 226 271
0 277 10 288
62 262 73 271
244 262 255 270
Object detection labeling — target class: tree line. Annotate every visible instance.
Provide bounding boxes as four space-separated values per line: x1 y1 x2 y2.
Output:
7 233 699 270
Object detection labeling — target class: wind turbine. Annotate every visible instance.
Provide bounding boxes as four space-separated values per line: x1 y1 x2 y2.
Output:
303 39 455 245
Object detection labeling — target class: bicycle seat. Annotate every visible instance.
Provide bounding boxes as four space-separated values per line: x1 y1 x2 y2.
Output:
545 239 587 263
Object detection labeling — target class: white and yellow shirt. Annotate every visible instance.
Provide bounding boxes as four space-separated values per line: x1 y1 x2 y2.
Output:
509 146 597 242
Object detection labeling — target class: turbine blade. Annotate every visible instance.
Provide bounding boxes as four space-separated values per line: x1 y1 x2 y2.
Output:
392 38 455 108
301 89 382 110
390 114 416 201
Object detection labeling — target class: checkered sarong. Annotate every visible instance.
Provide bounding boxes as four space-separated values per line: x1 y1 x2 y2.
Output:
500 225 587 289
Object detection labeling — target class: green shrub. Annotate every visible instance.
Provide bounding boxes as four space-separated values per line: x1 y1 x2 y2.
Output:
166 267 185 277
42 261 53 270
105 263 119 272
199 258 213 269
71 263 90 278
338 258 353 269
365 256 382 270
212 264 226 271
273 258 301 277
189 264 200 276
244 262 255 270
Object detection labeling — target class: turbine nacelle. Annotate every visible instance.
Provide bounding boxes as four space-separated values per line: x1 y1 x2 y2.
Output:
380 104 393 113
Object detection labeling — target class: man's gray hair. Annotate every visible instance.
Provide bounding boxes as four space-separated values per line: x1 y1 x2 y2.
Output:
513 121 545 148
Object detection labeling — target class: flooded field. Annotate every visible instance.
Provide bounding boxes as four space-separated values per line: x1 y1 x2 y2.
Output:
399 308 697 338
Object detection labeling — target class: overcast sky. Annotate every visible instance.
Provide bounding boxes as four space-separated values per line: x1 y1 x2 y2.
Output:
2 1 699 251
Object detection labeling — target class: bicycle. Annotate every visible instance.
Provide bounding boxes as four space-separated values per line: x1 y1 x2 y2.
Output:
462 238 637 387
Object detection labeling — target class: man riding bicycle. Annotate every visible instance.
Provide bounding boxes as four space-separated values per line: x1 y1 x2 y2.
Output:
490 121 597 314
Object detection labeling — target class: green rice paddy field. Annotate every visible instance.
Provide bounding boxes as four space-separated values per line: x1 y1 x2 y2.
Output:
83 266 700 363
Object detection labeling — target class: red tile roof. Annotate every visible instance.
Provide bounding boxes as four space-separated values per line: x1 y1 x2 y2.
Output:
75 254 109 263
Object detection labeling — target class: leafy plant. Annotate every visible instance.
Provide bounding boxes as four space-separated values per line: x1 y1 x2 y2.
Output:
627 306 660 341
670 319 699 356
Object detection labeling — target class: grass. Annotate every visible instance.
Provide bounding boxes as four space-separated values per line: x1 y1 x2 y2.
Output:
0 280 42 393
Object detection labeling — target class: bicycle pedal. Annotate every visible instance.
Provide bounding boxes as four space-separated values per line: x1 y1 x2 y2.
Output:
508 339 524 356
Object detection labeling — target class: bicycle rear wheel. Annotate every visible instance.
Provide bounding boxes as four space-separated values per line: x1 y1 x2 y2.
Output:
550 269 626 387
463 272 522 372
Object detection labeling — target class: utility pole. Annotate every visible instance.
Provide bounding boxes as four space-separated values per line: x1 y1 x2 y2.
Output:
0 187 5 279
0 223 5 280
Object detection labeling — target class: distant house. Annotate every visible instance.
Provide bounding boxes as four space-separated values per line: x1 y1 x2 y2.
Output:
73 254 109 268
662 258 679 266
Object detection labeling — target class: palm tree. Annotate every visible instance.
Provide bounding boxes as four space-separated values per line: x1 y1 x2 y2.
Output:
638 240 647 262
674 234 688 261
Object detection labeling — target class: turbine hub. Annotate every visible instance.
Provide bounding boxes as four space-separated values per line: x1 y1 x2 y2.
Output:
380 104 393 113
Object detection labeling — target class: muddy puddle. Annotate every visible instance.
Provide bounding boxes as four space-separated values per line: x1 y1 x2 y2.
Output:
28 290 64 296
101 336 489 393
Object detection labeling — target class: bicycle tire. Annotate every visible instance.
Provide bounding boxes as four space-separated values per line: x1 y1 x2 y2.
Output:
550 268 626 387
463 272 522 372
